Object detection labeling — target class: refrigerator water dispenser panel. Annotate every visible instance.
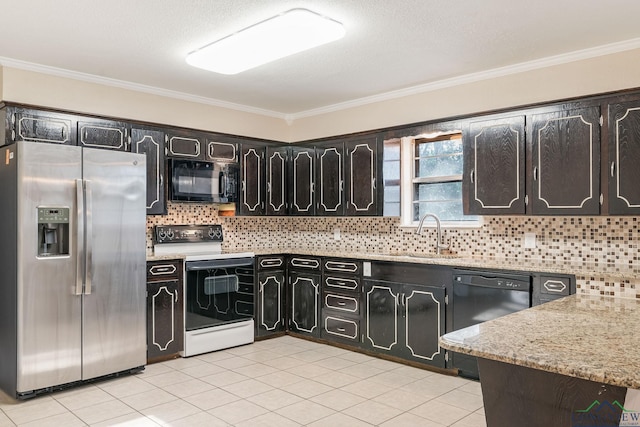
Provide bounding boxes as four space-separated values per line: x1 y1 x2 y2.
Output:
37 207 70 257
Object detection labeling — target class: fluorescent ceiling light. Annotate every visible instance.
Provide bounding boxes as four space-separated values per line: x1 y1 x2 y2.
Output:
186 8 345 75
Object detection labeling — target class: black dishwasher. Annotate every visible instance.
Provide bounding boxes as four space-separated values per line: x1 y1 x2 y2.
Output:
451 269 531 380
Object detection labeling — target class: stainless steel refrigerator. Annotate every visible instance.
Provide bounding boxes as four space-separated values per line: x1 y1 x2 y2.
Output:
0 141 147 398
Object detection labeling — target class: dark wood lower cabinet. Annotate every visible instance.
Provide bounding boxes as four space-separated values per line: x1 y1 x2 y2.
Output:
256 270 286 338
288 270 321 337
146 260 183 363
364 279 446 368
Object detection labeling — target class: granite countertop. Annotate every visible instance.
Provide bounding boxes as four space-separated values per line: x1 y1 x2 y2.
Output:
439 294 640 389
146 247 640 280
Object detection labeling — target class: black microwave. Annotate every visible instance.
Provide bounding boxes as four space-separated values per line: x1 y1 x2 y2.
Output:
170 159 238 203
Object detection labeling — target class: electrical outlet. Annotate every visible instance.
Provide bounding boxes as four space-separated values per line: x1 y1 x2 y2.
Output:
333 227 341 240
524 232 536 249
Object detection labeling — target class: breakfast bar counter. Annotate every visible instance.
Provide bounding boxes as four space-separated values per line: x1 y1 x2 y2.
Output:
440 294 640 426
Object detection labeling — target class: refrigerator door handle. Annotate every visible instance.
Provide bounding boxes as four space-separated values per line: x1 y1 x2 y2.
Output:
85 179 93 295
75 179 85 296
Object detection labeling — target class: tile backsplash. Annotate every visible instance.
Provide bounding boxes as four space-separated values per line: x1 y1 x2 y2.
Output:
147 203 639 296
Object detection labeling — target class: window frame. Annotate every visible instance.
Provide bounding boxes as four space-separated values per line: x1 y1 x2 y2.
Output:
399 133 482 229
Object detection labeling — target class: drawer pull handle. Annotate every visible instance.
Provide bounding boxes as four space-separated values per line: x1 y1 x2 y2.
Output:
337 327 346 332
149 264 177 275
337 301 347 306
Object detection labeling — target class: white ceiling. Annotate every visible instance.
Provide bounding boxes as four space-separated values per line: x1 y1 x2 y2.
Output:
1 1 640 120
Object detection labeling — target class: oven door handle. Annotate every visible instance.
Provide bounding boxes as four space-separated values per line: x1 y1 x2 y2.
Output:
186 257 254 271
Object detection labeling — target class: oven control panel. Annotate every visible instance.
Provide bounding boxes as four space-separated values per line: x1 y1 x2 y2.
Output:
155 224 223 244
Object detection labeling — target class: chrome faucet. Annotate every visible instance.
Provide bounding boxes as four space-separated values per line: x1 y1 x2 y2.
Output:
415 213 450 255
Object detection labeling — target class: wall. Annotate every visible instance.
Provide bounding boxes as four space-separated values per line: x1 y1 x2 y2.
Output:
3 47 640 142
288 48 640 141
147 204 639 299
0 67 290 142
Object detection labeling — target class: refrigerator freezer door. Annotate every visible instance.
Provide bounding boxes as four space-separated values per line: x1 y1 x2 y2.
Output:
81 148 147 380
16 142 83 393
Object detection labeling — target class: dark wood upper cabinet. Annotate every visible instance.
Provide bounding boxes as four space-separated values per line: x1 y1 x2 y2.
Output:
316 144 344 216
265 146 288 215
464 116 526 215
345 137 378 215
206 140 237 162
289 146 315 215
9 108 76 146
528 106 601 215
608 97 640 215
165 129 205 160
239 145 265 215
77 118 129 151
131 126 166 215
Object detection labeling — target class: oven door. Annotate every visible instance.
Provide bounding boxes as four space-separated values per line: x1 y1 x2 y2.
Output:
184 257 254 332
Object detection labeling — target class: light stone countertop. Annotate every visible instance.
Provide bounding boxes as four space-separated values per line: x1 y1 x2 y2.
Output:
147 247 640 281
439 294 640 389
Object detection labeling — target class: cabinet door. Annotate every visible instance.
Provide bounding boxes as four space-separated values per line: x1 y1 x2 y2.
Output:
289 147 316 215
289 270 320 336
401 284 446 368
239 145 265 215
165 130 204 160
608 98 640 214
363 280 399 353
78 119 129 151
147 279 183 361
316 144 344 215
465 116 525 214
206 140 237 162
257 270 285 336
529 106 601 215
345 138 378 215
10 108 76 146
266 146 288 215
131 127 166 215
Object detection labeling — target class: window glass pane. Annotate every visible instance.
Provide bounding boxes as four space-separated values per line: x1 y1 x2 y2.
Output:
414 181 461 202
384 140 401 160
415 138 462 157
385 185 400 202
414 154 462 178
383 160 400 181
413 199 465 222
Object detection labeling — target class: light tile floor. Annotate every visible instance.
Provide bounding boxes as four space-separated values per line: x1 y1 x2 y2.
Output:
0 336 486 426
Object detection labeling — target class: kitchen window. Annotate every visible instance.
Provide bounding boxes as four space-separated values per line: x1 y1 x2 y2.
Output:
384 133 481 228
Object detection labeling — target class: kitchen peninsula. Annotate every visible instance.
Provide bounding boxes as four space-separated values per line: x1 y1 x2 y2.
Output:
440 294 640 427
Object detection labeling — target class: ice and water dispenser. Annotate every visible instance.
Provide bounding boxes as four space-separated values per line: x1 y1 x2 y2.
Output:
37 207 70 257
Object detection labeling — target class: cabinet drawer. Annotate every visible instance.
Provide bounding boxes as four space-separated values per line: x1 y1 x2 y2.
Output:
322 315 359 341
323 259 361 275
147 260 182 281
324 292 359 314
324 275 360 291
289 256 321 271
258 256 285 270
540 276 571 295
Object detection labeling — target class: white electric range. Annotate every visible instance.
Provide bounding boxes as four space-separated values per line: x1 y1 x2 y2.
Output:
153 224 255 357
